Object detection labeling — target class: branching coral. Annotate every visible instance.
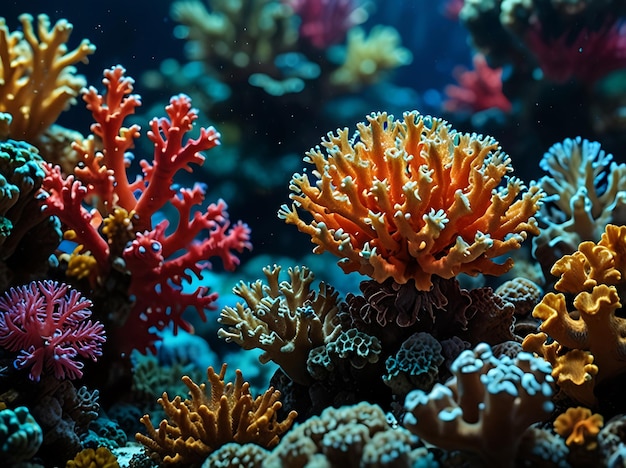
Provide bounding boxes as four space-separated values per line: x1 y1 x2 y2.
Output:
0 280 105 381
329 26 412 90
41 66 252 354
280 111 543 290
523 224 626 406
532 136 626 271
444 53 512 113
403 342 554 467
218 264 342 384
0 14 95 141
136 364 297 465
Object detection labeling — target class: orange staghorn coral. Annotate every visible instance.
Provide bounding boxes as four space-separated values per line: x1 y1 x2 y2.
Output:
523 224 626 406
554 406 604 450
0 13 95 141
279 111 543 290
135 363 297 465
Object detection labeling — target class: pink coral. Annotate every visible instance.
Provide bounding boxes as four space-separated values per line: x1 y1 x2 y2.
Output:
0 280 105 381
524 20 626 84
284 0 363 48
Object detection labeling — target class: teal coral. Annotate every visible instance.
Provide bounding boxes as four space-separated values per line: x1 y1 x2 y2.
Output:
0 139 61 288
403 342 554 467
533 137 626 271
0 406 43 464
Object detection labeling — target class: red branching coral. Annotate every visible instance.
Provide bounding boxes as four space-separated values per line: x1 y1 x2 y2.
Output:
444 54 512 113
0 280 105 381
41 66 252 354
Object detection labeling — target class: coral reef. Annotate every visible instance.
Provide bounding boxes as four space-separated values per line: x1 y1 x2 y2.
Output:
279 111 543 290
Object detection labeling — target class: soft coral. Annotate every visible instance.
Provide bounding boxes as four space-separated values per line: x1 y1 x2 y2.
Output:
0 280 105 381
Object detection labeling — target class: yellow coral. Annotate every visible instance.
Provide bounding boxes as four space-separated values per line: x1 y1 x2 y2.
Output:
136 363 297 465
66 446 119 468
330 26 412 90
554 406 603 450
218 265 342 384
0 14 95 141
523 224 626 405
280 111 543 290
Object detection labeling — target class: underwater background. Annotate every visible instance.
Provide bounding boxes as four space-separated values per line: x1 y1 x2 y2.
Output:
1 0 626 466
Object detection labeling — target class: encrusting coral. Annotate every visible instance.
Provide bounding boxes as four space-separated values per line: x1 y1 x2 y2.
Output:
523 224 626 407
403 342 554 467
280 111 543 291
136 363 297 465
218 264 343 385
66 446 120 468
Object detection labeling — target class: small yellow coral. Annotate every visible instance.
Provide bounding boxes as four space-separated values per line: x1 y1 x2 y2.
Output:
136 363 297 465
554 406 603 450
60 244 98 283
280 111 543 290
66 446 119 468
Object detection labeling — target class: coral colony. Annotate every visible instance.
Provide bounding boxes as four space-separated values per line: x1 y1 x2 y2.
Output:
2 1 626 467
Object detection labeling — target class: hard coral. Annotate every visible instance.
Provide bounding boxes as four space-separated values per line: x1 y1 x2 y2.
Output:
66 446 120 468
0 14 95 142
218 264 343 385
523 224 626 406
0 280 105 381
403 342 554 467
280 111 543 290
0 406 42 464
42 66 251 355
136 364 297 465
554 406 603 450
532 136 626 273
0 139 61 289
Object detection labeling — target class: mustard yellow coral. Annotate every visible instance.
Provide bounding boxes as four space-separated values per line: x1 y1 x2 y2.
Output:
66 447 119 468
136 363 297 465
523 224 626 405
554 406 603 450
0 13 95 141
280 111 543 290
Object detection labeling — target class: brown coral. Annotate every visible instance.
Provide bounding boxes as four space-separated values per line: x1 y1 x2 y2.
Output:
218 265 343 384
135 364 297 465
